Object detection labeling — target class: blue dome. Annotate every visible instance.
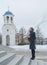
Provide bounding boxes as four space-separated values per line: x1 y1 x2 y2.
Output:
4 11 13 15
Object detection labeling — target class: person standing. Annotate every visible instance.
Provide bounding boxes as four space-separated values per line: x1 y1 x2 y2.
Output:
28 27 36 60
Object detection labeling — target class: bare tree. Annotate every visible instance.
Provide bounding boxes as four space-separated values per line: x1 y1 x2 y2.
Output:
36 27 44 45
19 27 26 43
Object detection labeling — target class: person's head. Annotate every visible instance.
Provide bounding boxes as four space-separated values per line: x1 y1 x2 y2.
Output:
29 27 34 32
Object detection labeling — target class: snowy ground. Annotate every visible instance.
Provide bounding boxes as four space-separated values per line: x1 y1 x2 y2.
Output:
9 45 47 62
9 45 47 52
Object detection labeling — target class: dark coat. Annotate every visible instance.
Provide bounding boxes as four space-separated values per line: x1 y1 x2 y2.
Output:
28 31 36 49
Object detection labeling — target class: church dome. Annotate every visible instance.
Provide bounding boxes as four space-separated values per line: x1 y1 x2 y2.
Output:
4 11 13 15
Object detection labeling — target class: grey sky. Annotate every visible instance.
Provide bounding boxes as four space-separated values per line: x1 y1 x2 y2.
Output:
0 0 47 38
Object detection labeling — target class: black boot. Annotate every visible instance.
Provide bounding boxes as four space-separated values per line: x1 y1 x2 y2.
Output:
31 49 35 60
31 56 35 60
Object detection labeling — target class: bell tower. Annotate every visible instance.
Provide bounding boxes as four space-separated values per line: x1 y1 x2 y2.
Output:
2 9 16 46
3 10 14 24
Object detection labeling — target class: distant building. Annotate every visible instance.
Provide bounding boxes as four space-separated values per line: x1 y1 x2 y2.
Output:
16 33 29 45
43 38 47 45
36 37 44 45
16 33 24 44
23 36 29 44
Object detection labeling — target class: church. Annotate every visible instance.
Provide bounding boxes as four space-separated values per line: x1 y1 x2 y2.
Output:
2 10 16 46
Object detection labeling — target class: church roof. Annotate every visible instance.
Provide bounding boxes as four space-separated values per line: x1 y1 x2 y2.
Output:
4 11 13 15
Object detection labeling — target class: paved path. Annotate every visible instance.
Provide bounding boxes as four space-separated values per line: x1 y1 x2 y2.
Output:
0 45 47 62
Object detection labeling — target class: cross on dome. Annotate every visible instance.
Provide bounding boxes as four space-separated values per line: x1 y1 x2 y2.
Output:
3 7 14 16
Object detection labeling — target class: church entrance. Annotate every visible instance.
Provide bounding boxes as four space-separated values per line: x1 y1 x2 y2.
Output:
6 35 10 46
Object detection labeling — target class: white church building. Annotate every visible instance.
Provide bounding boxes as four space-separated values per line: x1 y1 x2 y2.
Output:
2 10 16 46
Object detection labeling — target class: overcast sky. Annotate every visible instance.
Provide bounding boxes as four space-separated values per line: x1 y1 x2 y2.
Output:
0 0 47 38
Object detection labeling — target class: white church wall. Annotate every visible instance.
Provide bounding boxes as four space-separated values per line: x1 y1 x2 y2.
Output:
2 25 16 46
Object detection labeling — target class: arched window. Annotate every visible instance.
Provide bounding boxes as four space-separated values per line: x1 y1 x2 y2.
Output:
7 16 9 23
11 17 13 23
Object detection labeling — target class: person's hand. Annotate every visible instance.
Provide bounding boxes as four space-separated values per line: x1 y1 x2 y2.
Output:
27 36 30 38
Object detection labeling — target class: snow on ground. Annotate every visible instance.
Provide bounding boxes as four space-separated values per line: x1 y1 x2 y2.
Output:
9 45 47 52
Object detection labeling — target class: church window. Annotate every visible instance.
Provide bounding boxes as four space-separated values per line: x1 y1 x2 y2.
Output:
11 17 13 23
7 16 9 23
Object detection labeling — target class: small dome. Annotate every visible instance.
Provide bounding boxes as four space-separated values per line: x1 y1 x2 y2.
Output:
4 11 13 15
